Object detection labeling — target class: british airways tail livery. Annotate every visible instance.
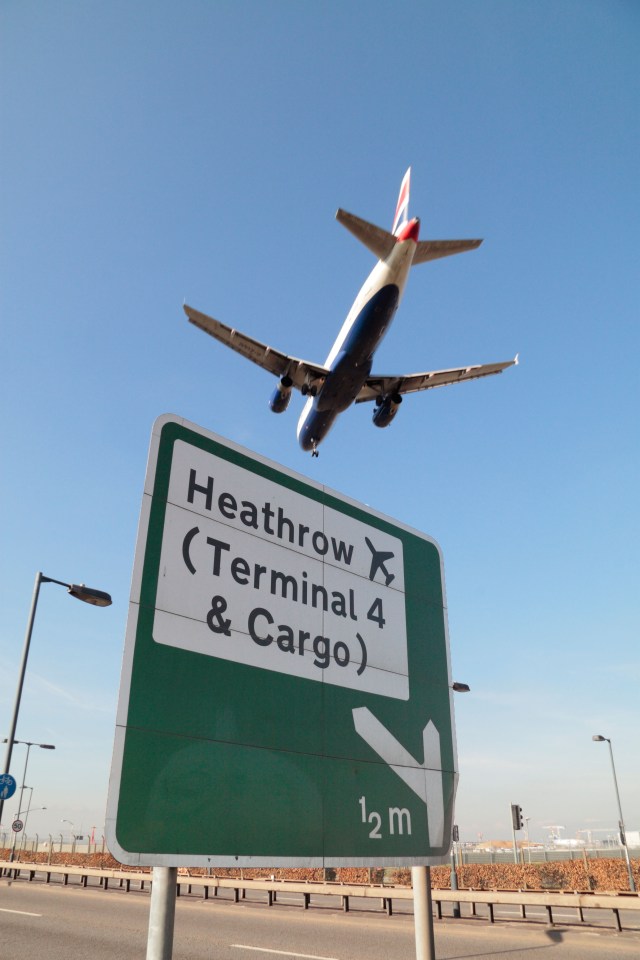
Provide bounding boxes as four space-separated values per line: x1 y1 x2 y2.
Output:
184 169 517 456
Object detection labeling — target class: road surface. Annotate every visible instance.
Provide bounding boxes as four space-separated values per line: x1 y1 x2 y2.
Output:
1 877 639 959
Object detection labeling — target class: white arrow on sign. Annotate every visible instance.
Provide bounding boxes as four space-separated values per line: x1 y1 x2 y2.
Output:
352 706 444 847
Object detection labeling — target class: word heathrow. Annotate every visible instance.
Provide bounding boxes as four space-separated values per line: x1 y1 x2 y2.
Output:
187 468 355 565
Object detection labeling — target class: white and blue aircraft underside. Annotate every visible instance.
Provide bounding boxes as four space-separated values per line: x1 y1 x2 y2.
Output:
185 169 517 455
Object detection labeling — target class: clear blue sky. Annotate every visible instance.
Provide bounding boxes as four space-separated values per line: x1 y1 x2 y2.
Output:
1 1 638 848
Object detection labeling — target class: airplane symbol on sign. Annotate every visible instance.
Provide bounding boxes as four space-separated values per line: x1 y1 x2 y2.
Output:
364 536 395 586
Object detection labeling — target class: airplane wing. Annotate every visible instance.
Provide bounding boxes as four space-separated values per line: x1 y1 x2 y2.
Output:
184 305 329 391
355 357 518 403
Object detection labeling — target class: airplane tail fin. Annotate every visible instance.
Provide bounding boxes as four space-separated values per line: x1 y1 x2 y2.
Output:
336 167 483 263
335 168 412 260
392 167 411 235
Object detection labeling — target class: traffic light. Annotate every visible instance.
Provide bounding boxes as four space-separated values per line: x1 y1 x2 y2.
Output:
452 824 459 842
511 803 523 831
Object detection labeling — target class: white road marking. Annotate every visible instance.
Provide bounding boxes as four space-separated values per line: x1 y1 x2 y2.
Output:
232 946 339 960
0 907 42 917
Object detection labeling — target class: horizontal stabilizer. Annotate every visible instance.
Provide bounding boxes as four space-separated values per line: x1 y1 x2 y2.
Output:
412 238 483 263
335 209 396 260
337 208 482 265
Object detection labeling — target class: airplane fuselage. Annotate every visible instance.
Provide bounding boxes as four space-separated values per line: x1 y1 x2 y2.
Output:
297 229 418 452
184 169 515 454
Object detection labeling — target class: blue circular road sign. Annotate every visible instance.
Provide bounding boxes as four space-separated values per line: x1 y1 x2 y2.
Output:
0 773 17 800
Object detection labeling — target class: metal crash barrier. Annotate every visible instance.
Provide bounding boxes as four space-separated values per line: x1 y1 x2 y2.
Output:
1 861 638 933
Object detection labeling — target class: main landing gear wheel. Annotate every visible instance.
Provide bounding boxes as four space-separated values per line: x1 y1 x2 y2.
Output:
311 441 319 458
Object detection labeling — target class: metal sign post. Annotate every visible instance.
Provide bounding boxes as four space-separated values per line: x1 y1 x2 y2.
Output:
146 867 177 960
412 865 436 960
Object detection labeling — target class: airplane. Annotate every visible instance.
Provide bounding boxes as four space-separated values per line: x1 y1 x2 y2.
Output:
184 168 517 456
364 536 395 587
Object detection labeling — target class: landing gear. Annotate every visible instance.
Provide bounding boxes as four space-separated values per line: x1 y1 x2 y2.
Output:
311 441 319 458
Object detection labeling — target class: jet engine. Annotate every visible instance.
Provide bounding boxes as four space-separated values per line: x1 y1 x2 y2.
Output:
269 376 293 413
372 393 402 428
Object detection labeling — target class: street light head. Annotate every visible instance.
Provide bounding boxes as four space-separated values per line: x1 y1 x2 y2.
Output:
592 735 608 742
3 739 56 750
0 570 112 828
452 682 471 693
67 583 112 607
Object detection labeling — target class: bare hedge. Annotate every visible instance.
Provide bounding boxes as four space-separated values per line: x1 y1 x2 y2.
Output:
2 848 638 892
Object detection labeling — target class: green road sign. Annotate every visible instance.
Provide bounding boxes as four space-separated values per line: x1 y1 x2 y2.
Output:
106 415 458 867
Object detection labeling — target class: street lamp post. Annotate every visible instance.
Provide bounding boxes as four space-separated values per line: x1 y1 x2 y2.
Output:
450 838 460 918
21 786 33 819
449 683 470 920
3 740 56 831
413 680 470 959
3 740 55 862
0 572 111 828
61 818 75 852
22 791 46 835
17 790 44 854
592 735 636 892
